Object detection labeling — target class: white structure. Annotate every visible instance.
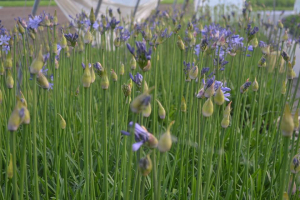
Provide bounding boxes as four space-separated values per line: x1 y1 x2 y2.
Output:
194 0 243 21
55 0 158 22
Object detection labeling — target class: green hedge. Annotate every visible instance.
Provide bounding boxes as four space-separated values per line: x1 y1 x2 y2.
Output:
282 14 300 37
0 1 56 7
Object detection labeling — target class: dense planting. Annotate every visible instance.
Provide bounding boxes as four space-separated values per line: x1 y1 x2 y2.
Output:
0 2 300 200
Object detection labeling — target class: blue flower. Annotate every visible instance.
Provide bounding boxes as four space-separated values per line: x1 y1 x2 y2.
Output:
121 122 149 151
28 16 42 29
2 45 10 54
129 72 143 87
64 32 78 47
0 34 10 45
214 81 231 101
201 67 210 75
248 45 253 51
109 17 120 29
57 44 62 55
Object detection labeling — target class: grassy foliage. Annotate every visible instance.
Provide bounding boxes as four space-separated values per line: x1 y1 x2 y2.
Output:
0 4 299 200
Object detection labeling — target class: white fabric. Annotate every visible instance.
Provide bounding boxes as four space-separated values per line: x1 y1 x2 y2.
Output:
55 0 158 22
194 0 243 20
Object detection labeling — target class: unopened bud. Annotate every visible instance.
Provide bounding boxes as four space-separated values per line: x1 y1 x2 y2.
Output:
7 154 13 179
252 78 259 91
6 69 14 89
158 121 175 152
281 104 294 137
139 155 152 176
57 113 66 129
156 99 166 119
202 98 214 117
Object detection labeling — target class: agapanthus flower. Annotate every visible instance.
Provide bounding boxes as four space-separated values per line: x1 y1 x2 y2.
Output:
120 28 130 42
28 15 42 29
248 45 254 51
64 32 79 47
214 81 231 101
121 122 158 151
2 45 10 54
109 17 120 29
127 42 152 71
201 67 210 75
81 62 91 69
57 44 62 55
240 80 252 93
0 34 10 46
129 72 143 87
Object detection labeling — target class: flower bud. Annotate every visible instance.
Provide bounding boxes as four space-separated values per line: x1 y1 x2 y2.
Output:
291 154 300 174
130 56 136 70
205 82 215 98
90 66 96 83
294 109 299 130
189 65 198 80
114 37 121 47
181 96 186 112
143 80 149 93
214 87 224 106
30 46 44 74
82 64 92 88
6 69 14 89
8 108 22 131
4 51 12 69
52 41 57 55
158 121 175 152
281 104 294 137
252 78 259 91
221 115 230 128
202 98 213 117
75 86 80 96
53 10 58 25
111 69 118 82
281 81 286 95
130 87 154 113
281 50 290 62
20 107 30 125
90 7 95 25
0 88 2 104
250 37 258 48
0 63 4 75
156 99 166 119
7 154 13 179
287 62 296 80
177 35 185 51
58 113 66 129
261 45 270 55
240 80 251 93
61 34 67 48
139 154 152 176
122 84 131 97
55 57 59 70
17 21 25 34
282 31 288 41
37 71 50 89
283 192 289 200
101 73 109 90
142 103 152 117
120 63 125 75
278 20 284 29
258 57 267 67
84 30 93 44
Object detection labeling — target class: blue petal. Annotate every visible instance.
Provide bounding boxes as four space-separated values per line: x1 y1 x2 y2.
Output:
132 141 144 151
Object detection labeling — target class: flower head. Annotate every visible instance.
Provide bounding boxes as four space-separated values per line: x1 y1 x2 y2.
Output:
121 122 158 151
